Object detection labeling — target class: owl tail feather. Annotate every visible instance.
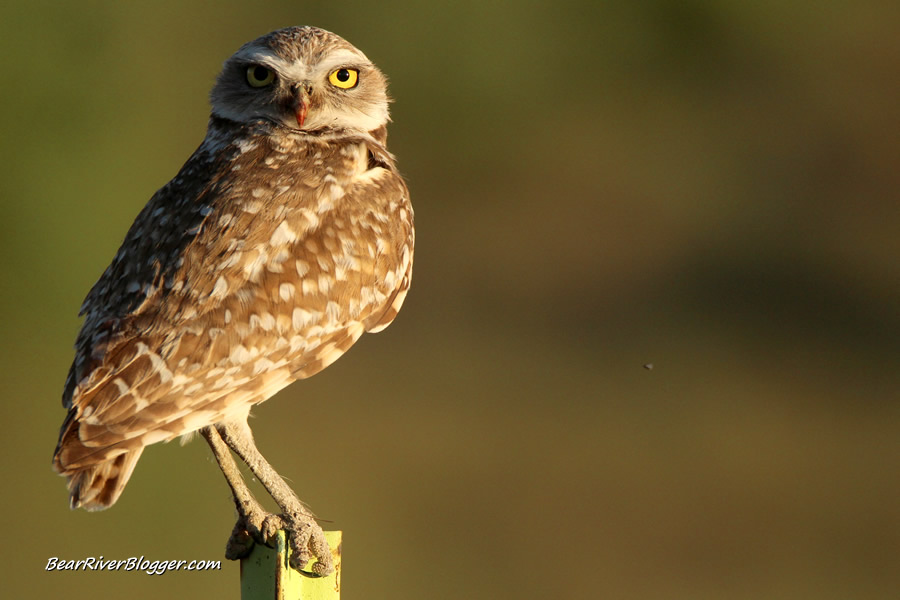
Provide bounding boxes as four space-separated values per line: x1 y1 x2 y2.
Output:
60 449 144 511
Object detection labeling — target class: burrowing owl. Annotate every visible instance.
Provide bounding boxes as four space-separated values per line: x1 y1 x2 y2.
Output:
52 26 413 575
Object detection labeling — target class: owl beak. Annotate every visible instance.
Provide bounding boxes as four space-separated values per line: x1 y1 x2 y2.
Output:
296 100 309 128
293 84 311 129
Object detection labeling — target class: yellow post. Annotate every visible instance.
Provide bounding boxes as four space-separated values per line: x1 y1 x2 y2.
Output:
240 530 342 599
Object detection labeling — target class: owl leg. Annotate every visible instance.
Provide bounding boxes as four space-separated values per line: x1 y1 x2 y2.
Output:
215 419 334 577
200 426 284 560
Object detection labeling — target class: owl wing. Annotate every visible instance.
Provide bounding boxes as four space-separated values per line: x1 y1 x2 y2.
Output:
62 134 238 407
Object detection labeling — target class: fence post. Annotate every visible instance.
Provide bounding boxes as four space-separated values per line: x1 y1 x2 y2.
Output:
240 530 342 599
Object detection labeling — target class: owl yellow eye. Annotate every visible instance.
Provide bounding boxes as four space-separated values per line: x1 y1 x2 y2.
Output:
328 68 358 89
246 65 276 87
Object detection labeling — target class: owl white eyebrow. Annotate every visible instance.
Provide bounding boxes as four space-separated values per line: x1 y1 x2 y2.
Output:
317 48 369 71
231 47 303 78
232 45 277 64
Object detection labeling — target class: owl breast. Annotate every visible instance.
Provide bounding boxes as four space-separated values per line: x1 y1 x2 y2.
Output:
154 127 413 406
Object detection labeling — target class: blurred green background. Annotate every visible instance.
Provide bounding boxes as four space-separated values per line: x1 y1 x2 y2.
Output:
1 1 898 598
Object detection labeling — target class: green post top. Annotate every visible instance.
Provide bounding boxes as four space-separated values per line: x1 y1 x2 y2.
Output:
240 530 342 599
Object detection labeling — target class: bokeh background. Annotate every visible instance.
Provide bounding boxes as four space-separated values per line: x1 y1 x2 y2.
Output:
1 1 898 598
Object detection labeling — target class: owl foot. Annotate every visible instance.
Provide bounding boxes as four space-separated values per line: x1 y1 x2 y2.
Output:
282 511 334 576
224 507 333 576
223 507 280 560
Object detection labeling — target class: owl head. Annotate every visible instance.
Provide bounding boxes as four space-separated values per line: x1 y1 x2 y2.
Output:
210 26 390 135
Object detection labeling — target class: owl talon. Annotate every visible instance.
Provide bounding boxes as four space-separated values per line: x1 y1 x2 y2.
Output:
260 514 286 541
283 513 333 576
224 521 256 560
224 507 285 559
